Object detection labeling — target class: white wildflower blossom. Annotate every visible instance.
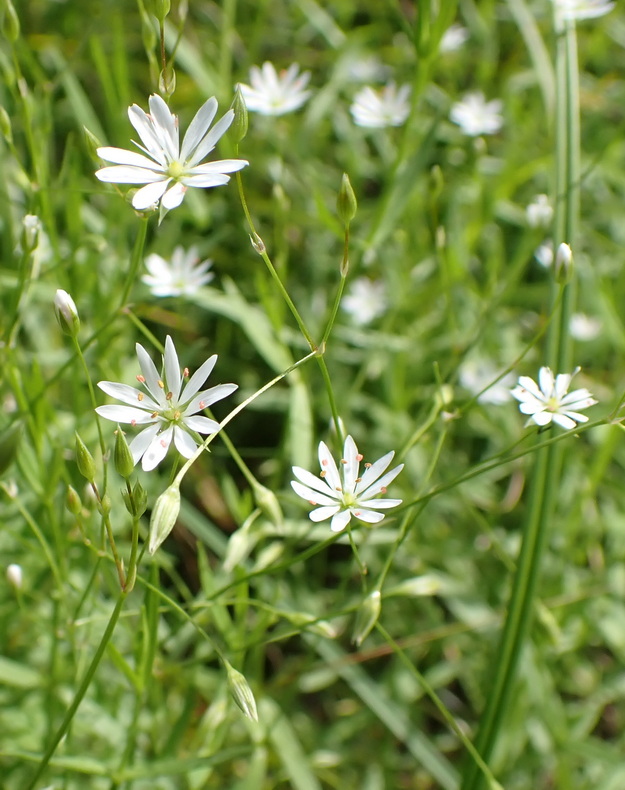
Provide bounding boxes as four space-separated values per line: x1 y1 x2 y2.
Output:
569 313 602 341
342 277 387 325
95 94 248 211
96 336 237 471
440 24 469 53
553 0 615 21
143 246 214 297
511 366 597 430
526 194 553 228
238 62 311 116
291 435 403 533
535 240 554 268
350 83 411 128
460 359 515 404
450 92 504 136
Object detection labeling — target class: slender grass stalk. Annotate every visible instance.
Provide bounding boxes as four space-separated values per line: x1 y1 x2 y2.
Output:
461 11 581 790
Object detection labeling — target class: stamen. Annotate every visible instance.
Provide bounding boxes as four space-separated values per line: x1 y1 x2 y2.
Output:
130 419 137 427
308 499 317 505
198 400 206 409
356 454 363 462
380 487 387 494
173 410 181 420
321 459 329 466
320 471 327 478
183 367 189 378
364 462 372 468
340 458 347 465
136 374 145 383
157 379 165 389
160 439 167 448
151 411 158 418
166 391 173 401
355 477 362 483
137 393 144 401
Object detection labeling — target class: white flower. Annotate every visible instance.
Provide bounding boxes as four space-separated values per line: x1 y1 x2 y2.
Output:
511 366 597 429
96 336 237 471
350 83 411 128
526 194 553 228
459 359 515 404
569 313 602 341
238 62 311 116
553 0 614 21
95 94 248 211
291 435 403 533
54 289 80 337
450 92 503 136
6 563 22 589
143 246 214 297
440 24 469 53
342 277 387 325
535 240 554 267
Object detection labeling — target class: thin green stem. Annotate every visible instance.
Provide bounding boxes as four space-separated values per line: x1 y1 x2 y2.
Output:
119 218 149 309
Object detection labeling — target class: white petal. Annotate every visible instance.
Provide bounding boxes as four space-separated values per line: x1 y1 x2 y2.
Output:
132 179 170 209
95 165 165 185
318 441 341 492
551 413 578 430
180 97 218 161
184 383 237 414
95 404 155 424
136 343 166 404
161 182 187 209
309 505 341 523
330 510 352 532
129 423 161 463
529 411 553 426
291 467 338 499
183 415 219 434
538 367 555 397
96 147 160 170
342 435 360 494
97 380 160 410
356 497 402 510
142 426 173 471
358 464 404 499
186 111 235 168
187 159 249 175
173 426 198 458
148 94 180 161
180 174 231 189
180 354 218 401
351 508 385 524
291 480 339 507
163 336 182 402
128 104 168 164
355 450 395 494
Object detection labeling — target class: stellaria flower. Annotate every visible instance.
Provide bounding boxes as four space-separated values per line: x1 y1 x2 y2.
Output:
460 359 515 405
440 24 469 53
450 92 503 137
96 336 237 470
342 277 387 325
526 194 553 229
511 366 597 429
143 246 214 297
553 0 614 21
95 94 248 211
535 240 554 268
569 313 602 341
238 62 311 116
350 82 411 128
291 435 403 533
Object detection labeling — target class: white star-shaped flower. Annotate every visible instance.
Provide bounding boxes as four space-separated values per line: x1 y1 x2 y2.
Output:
450 92 503 137
96 336 237 470
95 94 248 211
291 435 403 533
350 82 411 129
342 277 388 325
511 366 597 430
238 62 311 116
143 245 214 297
553 0 614 20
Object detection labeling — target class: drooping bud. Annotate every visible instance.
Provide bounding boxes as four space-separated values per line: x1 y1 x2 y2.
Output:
114 427 135 479
337 173 357 228
555 242 573 284
352 589 382 647
75 433 96 483
230 86 248 144
54 289 80 337
148 481 180 554
225 660 258 722
66 485 82 515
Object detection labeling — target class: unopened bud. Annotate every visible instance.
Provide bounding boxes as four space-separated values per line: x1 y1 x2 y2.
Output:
75 433 96 483
98 492 112 516
352 589 381 647
337 173 357 227
158 66 176 98
3 0 20 42
555 242 573 284
22 214 42 252
84 126 103 160
250 232 266 254
6 563 22 589
148 481 180 554
230 86 248 143
148 0 171 21
251 481 282 527
123 480 148 518
114 427 135 479
225 660 258 722
54 289 80 337
66 485 82 515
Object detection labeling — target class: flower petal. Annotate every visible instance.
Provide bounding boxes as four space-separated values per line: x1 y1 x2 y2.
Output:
148 94 180 161
292 467 338 499
95 165 165 185
96 147 161 170
186 110 235 168
330 510 352 532
132 179 170 209
358 464 404 499
355 450 395 494
342 435 360 495
183 415 220 434
128 423 161 463
351 508 385 524
163 336 182 402
97 380 160 410
184 383 238 414
318 441 342 493
161 182 187 210
136 342 166 405
142 425 173 471
95 404 156 424
180 354 218 402
291 480 339 507
309 505 341 523
180 97 219 161
173 425 198 458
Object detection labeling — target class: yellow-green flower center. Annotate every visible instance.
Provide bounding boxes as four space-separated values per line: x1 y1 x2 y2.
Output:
167 161 185 179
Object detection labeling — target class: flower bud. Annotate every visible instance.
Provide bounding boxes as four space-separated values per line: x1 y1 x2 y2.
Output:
158 65 176 98
2 0 20 42
230 86 248 144
114 427 135 479
22 214 41 253
148 482 180 554
83 126 103 161
251 481 282 527
123 480 148 518
225 660 258 722
555 242 573 284
66 485 82 515
148 0 170 21
54 289 80 337
250 232 266 255
337 173 357 227
75 433 96 483
98 492 112 517
6 563 22 590
352 589 381 647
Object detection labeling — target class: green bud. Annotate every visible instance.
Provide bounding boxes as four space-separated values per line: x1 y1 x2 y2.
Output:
98 492 112 517
147 0 171 21
0 106 12 144
251 481 282 527
337 173 357 227
352 589 381 647
83 126 103 161
158 65 176 98
148 482 180 554
114 427 135 479
54 289 80 337
22 214 41 252
225 660 258 722
122 480 148 518
0 421 21 476
75 433 96 483
250 232 266 255
3 0 20 42
555 242 573 284
230 86 248 144
66 485 82 515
